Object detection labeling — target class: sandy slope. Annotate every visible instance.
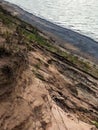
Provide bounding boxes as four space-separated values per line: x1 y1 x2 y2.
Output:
0 4 98 130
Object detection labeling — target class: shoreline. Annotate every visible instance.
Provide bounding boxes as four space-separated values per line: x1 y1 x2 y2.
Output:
0 2 98 129
1 0 98 63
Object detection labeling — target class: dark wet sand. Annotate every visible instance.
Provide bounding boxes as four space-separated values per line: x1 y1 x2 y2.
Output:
1 0 98 63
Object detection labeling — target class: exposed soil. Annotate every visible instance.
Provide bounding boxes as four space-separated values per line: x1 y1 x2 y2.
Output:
0 2 98 130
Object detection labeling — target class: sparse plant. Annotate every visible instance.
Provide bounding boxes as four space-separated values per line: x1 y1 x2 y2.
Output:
34 63 40 70
91 121 98 128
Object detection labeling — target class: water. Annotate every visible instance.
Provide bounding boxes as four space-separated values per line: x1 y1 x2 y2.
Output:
5 0 98 42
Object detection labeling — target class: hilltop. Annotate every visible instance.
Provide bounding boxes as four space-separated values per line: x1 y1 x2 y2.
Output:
0 2 98 130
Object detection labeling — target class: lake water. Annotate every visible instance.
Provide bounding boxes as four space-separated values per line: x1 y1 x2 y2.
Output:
5 0 98 42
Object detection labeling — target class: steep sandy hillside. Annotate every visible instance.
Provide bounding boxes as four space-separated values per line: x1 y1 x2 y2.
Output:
0 3 98 130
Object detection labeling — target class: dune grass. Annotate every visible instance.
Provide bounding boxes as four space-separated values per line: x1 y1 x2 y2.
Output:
1 6 98 79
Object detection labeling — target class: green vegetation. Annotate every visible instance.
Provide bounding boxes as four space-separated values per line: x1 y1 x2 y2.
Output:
91 121 98 128
1 6 98 79
20 28 98 78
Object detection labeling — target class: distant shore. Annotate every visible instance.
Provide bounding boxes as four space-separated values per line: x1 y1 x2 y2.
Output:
1 0 98 63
